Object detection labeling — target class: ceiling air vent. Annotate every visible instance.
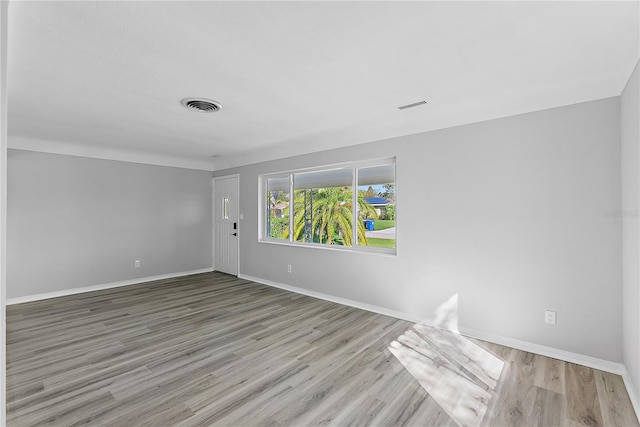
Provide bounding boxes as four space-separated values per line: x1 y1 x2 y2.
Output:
398 100 427 110
181 98 222 113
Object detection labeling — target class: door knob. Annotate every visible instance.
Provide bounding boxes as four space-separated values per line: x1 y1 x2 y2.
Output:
231 232 237 236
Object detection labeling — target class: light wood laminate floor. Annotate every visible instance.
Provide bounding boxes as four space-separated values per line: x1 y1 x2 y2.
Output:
6 272 639 426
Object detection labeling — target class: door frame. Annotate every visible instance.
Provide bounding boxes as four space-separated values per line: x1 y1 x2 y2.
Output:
213 174 240 276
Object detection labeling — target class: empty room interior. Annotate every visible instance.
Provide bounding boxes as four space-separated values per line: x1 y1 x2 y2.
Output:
0 1 639 426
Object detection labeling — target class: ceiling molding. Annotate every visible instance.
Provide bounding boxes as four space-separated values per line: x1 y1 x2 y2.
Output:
9 136 214 171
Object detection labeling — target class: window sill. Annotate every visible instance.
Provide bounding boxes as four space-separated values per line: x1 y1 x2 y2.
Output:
258 238 397 257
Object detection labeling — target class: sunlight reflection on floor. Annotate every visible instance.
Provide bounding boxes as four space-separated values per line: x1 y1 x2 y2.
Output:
389 295 504 427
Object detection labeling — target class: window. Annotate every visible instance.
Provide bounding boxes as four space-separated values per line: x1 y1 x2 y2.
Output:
261 159 396 253
223 197 230 219
293 168 353 245
357 165 396 249
266 177 290 240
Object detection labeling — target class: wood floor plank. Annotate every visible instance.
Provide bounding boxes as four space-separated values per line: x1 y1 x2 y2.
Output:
533 353 566 395
389 332 492 427
595 369 640 426
479 360 537 426
566 362 605 426
530 386 566 427
5 271 638 426
413 324 503 390
372 380 438 426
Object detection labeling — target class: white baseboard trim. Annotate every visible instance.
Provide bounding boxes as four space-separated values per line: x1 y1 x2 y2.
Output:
240 273 628 377
239 274 428 325
458 326 626 375
6 268 213 305
621 367 640 421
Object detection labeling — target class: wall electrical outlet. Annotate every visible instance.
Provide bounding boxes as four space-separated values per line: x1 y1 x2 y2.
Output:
135 260 141 268
287 264 292 273
545 310 556 325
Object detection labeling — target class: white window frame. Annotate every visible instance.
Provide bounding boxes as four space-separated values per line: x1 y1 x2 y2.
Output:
259 158 396 255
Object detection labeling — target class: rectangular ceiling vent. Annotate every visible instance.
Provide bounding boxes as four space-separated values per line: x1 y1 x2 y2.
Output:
398 100 427 110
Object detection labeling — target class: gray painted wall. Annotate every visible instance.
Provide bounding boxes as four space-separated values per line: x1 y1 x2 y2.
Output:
7 150 213 299
216 97 623 362
622 61 640 401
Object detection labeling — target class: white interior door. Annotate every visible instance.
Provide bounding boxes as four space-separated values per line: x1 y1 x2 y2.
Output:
214 175 239 276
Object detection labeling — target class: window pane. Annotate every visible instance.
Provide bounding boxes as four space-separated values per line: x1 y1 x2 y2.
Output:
358 165 395 249
293 169 354 246
266 178 290 239
223 197 229 219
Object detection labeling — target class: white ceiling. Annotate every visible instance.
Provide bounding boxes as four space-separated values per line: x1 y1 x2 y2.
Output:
6 1 639 170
